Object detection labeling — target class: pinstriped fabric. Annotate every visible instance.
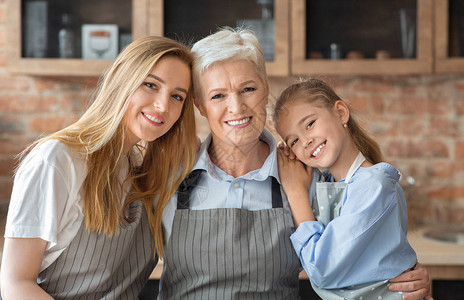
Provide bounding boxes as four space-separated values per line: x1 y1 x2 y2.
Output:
37 200 157 299
161 207 301 299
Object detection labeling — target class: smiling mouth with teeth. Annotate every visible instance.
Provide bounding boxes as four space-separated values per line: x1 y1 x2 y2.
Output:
312 142 326 157
143 112 163 124
226 117 251 126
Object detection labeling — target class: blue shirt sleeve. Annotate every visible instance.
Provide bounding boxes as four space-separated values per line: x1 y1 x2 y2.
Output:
290 164 417 289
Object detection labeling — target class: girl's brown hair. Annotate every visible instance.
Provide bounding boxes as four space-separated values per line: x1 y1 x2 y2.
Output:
274 79 383 165
19 36 197 257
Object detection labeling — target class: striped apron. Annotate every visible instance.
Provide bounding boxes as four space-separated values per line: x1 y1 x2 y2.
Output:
37 200 157 299
160 170 301 299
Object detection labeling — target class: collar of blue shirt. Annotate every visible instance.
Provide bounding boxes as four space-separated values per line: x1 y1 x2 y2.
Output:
193 129 281 183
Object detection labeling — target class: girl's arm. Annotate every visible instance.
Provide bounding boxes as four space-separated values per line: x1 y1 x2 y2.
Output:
276 147 314 226
1 238 53 299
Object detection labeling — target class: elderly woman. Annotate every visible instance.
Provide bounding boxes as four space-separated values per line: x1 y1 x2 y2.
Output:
158 28 432 299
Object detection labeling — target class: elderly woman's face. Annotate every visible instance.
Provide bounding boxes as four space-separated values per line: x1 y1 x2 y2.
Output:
195 60 268 147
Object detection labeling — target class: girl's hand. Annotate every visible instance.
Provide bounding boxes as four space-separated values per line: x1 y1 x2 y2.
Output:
388 262 433 300
277 143 312 194
277 141 296 160
277 143 315 226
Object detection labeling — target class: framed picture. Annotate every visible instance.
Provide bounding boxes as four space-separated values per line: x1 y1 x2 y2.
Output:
82 24 119 60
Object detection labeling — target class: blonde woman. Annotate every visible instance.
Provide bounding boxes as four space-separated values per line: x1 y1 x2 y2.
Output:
1 36 197 299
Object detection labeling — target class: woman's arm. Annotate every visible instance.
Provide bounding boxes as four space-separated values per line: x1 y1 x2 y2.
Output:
1 237 53 299
388 262 434 300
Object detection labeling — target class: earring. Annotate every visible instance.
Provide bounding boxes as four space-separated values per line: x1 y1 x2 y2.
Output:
343 123 347 128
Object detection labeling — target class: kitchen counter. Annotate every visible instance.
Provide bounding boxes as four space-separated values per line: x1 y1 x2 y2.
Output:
407 226 464 280
408 226 464 266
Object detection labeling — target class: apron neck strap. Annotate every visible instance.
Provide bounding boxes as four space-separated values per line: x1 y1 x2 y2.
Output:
271 177 283 208
177 170 204 209
345 152 366 183
176 172 283 209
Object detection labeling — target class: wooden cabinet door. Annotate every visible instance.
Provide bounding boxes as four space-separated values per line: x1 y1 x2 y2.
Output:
434 0 464 73
7 0 149 76
291 0 433 75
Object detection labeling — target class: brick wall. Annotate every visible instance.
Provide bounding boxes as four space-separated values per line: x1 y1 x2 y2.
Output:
0 0 463 226
267 76 464 227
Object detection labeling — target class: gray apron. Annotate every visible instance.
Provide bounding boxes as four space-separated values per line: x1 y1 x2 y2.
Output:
311 152 403 300
160 170 301 299
38 200 157 299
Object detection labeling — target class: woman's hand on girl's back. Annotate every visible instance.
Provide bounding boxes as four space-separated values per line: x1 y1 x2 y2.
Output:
388 262 433 300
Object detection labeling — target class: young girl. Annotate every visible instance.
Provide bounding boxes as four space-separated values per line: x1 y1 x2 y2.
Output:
0 36 197 299
274 79 419 299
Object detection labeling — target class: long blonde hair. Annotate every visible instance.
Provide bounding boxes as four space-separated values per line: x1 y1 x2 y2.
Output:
274 79 383 165
19 36 197 257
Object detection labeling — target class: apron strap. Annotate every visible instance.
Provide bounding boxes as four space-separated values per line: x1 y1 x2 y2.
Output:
345 152 366 183
176 172 283 209
177 169 204 209
271 177 283 208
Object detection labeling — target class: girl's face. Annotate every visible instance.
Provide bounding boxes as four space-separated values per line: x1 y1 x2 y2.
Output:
195 60 269 147
276 99 353 174
123 56 191 151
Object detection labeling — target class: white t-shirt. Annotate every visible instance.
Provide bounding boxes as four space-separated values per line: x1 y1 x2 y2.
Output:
5 139 129 272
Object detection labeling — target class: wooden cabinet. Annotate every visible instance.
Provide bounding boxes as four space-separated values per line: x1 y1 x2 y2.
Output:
291 0 433 75
7 0 151 76
434 0 464 73
136 0 290 76
7 0 464 76
7 0 289 77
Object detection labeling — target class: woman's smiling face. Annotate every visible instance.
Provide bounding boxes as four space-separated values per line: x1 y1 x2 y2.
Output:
123 55 191 151
195 59 268 147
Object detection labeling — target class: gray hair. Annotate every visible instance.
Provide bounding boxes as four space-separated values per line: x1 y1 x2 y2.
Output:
191 27 268 100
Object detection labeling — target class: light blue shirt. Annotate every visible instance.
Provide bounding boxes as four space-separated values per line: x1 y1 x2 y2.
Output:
162 129 301 242
291 163 417 289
